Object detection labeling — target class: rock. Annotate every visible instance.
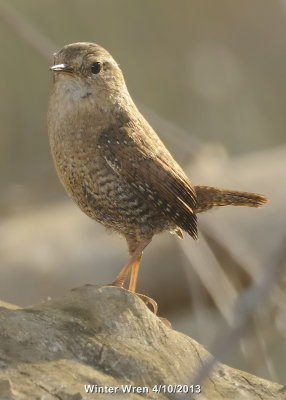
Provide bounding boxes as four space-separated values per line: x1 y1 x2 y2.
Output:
0 286 285 400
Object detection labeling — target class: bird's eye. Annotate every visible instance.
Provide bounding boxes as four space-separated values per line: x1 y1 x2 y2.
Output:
90 62 101 74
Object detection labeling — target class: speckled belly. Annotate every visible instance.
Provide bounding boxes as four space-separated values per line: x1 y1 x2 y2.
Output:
57 152 173 238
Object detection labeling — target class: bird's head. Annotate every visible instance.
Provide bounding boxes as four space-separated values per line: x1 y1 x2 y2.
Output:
50 42 128 103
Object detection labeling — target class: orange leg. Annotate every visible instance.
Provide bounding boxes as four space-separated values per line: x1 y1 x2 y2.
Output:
128 253 159 314
111 238 151 288
111 238 158 314
129 254 141 292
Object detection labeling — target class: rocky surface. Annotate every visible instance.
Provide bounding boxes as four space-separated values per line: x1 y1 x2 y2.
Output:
0 285 285 400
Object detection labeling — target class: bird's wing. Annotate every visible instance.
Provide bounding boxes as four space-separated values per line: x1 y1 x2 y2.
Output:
97 122 198 239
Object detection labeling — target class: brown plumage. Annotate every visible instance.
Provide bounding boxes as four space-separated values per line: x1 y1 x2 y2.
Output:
48 42 268 302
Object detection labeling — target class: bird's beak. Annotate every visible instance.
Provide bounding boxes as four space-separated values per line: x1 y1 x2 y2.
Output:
50 63 73 74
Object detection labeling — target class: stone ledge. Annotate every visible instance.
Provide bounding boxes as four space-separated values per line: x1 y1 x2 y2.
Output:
0 285 285 400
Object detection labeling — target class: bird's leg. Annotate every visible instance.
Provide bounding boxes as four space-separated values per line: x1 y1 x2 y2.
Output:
128 253 159 314
128 246 158 315
111 238 158 314
111 238 151 288
128 254 141 292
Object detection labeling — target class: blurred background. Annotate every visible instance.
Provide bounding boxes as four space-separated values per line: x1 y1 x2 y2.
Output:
0 0 286 384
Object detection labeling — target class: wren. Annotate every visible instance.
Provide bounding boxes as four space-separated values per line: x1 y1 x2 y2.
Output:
48 42 267 307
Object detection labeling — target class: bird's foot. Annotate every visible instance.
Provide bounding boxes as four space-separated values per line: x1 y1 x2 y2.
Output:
106 282 157 313
136 294 172 328
159 317 172 329
107 284 172 328
135 293 158 315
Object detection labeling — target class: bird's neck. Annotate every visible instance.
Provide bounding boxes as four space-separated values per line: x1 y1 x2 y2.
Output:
48 80 136 143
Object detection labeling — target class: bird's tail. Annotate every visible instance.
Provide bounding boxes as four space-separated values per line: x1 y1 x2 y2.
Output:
194 185 268 214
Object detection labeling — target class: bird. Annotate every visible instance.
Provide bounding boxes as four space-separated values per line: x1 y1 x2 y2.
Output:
47 42 267 311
